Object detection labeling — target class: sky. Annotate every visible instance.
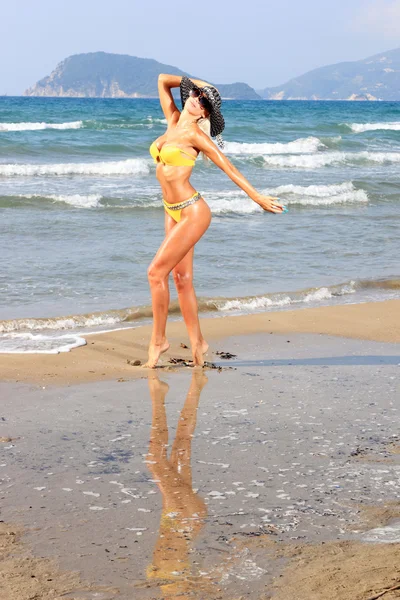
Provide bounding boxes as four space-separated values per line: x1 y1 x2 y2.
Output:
1 0 400 95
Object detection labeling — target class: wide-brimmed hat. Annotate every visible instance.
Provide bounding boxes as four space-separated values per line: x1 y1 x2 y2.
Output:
180 76 225 147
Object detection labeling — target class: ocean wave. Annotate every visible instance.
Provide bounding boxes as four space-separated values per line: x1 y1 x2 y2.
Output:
88 116 168 130
320 136 342 148
261 151 400 169
0 121 83 132
0 311 126 334
206 183 367 213
206 192 262 214
7 193 161 210
5 182 367 212
357 151 400 164
20 193 103 208
0 158 150 177
212 283 356 312
144 116 167 124
0 332 86 354
346 122 400 133
267 182 369 205
212 279 400 313
225 137 325 155
1 278 398 340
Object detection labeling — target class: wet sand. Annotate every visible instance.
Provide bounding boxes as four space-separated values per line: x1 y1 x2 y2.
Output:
0 299 399 385
1 330 399 599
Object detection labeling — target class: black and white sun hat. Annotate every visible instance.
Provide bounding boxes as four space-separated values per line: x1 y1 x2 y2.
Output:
180 76 225 148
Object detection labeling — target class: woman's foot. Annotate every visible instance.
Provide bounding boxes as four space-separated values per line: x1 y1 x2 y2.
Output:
201 339 209 354
143 338 170 368
191 343 205 367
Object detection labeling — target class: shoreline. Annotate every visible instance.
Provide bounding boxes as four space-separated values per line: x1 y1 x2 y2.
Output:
0 299 399 385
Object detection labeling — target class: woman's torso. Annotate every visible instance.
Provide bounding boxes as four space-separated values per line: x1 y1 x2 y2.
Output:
150 129 199 204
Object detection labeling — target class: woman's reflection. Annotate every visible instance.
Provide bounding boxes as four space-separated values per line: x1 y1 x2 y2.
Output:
146 371 209 596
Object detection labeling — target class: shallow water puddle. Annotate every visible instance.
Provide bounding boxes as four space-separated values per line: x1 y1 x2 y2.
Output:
0 334 399 598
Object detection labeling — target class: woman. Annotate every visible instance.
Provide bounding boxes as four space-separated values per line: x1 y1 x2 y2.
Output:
144 74 284 368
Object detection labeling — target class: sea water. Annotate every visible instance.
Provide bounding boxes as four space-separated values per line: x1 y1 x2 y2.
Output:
0 97 399 352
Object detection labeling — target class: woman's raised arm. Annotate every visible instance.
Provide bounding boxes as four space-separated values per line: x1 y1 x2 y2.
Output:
157 74 182 123
193 130 284 214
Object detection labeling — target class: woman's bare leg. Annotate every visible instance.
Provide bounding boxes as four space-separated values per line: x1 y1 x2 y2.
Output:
165 217 209 359
144 200 211 368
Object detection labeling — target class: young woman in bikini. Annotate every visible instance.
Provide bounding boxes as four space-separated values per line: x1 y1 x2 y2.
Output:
144 74 285 368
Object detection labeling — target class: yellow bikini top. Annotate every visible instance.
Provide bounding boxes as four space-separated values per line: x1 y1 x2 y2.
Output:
149 142 197 167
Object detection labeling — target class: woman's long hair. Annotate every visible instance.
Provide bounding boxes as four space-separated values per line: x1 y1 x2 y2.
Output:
197 117 211 162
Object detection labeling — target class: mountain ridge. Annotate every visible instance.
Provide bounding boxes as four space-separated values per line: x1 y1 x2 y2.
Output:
24 48 400 101
261 47 400 100
24 52 261 100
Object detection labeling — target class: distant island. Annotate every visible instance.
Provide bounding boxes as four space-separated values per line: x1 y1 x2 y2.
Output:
260 47 400 101
24 52 261 100
24 48 400 101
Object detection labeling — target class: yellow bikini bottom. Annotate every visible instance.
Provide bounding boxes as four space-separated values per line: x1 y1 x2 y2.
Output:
163 192 202 223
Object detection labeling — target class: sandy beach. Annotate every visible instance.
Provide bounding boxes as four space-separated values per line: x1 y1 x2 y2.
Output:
2 55 400 599
0 300 399 599
1 299 399 385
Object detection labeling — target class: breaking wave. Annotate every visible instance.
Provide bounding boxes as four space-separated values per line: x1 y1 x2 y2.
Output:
206 182 368 213
1 278 398 340
0 121 83 132
0 158 150 177
20 193 103 208
225 137 325 155
267 182 369 206
2 182 368 211
261 151 400 169
346 122 400 133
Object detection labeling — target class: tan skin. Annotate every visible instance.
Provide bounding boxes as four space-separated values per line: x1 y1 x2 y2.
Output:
144 74 284 368
146 371 208 597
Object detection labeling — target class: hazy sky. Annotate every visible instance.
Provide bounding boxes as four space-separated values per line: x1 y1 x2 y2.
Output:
1 0 400 95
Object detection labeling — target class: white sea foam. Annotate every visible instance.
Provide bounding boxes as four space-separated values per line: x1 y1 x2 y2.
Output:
357 151 400 164
10 182 368 212
22 193 102 208
304 287 333 302
218 295 293 311
225 137 325 155
206 183 368 212
215 283 356 313
347 121 400 133
145 116 167 124
270 181 355 197
266 182 369 205
262 151 400 168
0 158 150 177
0 313 122 334
0 332 87 354
207 191 262 214
0 121 83 132
262 152 346 168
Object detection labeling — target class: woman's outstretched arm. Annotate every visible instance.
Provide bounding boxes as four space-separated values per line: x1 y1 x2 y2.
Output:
192 129 284 214
157 74 216 123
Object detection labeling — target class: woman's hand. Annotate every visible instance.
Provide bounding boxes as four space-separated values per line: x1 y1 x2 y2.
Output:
256 195 285 214
191 77 214 89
